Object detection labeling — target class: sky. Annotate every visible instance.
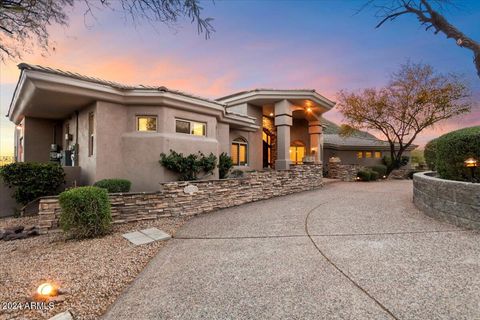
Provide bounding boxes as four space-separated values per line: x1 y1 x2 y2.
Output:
1 0 479 156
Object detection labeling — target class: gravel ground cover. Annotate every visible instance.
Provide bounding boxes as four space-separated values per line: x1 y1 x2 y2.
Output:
0 215 189 320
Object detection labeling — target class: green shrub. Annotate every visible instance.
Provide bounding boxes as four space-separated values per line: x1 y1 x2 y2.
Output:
369 170 380 181
382 155 409 169
159 150 218 181
229 169 244 178
0 162 65 205
59 186 112 239
93 179 131 193
368 165 387 177
218 152 233 179
435 126 480 182
424 139 438 170
357 170 371 181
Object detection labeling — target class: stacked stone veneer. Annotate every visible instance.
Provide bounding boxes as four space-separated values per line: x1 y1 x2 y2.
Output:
38 164 323 234
413 171 480 230
328 160 363 182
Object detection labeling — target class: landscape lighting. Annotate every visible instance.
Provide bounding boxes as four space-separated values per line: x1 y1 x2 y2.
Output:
37 283 57 297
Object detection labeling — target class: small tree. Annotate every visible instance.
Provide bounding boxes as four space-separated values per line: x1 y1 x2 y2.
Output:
337 62 471 174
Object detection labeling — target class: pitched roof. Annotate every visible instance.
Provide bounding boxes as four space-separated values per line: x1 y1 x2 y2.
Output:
323 134 418 151
17 63 224 106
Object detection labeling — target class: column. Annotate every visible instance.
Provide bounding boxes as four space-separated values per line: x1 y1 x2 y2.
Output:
274 100 292 170
309 120 322 164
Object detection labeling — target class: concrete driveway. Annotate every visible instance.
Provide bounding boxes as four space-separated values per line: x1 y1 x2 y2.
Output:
103 180 480 320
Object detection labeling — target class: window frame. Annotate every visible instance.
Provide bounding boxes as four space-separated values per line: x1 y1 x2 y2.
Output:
356 151 363 159
365 151 373 158
231 137 248 166
88 112 94 157
374 151 382 159
136 115 158 132
175 118 207 137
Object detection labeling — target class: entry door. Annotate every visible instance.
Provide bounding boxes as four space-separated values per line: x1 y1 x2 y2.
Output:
263 130 272 168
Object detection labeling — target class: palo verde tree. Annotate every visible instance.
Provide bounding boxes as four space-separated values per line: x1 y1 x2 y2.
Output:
0 0 214 62
337 62 471 174
367 0 480 78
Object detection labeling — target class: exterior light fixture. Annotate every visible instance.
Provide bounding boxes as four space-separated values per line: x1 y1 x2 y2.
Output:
15 125 22 130
464 157 478 181
37 283 57 298
269 112 274 117
306 107 312 112
383 175 387 179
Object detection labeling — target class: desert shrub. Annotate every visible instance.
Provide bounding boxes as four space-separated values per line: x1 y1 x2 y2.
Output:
218 152 233 179
59 186 112 239
368 165 387 177
159 150 218 181
435 126 480 182
424 139 438 170
357 170 371 181
0 162 65 205
229 169 244 178
382 155 409 169
93 179 131 193
369 170 380 181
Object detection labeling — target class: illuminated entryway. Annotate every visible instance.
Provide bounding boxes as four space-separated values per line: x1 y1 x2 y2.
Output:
262 129 273 168
290 141 305 164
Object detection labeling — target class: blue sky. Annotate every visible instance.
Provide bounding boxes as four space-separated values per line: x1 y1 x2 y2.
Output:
1 0 479 155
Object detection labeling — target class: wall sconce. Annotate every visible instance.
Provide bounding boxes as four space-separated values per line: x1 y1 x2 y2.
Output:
269 112 274 117
464 157 478 181
15 125 22 130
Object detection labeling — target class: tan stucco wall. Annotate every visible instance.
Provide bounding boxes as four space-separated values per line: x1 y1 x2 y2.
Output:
291 118 310 151
23 117 57 162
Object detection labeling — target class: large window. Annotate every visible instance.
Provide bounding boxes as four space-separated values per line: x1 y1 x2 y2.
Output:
137 116 157 132
88 112 94 156
290 141 305 164
374 151 382 158
231 137 248 166
175 119 206 136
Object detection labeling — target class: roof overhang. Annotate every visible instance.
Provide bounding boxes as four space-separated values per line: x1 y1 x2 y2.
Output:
323 142 417 152
7 69 259 131
217 89 336 114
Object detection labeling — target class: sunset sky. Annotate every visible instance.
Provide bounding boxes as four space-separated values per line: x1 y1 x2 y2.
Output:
1 0 479 156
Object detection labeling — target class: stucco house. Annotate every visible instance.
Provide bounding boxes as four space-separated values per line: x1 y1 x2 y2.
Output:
8 64 335 191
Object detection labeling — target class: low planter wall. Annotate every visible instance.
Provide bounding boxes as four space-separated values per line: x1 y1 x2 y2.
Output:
413 171 480 230
37 164 323 234
328 161 363 181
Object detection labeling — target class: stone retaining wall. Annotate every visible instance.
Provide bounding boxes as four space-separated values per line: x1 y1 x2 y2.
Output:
38 164 323 234
413 171 480 230
328 161 363 181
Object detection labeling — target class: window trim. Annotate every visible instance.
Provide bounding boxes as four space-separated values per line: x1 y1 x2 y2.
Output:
88 112 94 157
231 137 248 166
136 115 158 132
175 118 207 137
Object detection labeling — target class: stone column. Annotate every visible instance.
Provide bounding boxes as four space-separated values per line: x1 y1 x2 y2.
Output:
308 120 322 164
274 100 293 170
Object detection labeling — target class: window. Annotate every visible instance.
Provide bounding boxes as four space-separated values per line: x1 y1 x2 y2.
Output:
374 151 382 158
231 137 248 166
88 112 94 156
290 141 305 165
365 152 372 158
137 116 157 132
175 119 206 136
357 151 363 159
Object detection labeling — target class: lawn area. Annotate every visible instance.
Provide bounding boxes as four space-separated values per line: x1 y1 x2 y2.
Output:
0 216 189 320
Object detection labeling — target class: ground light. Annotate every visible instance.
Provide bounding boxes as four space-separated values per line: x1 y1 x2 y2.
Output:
36 282 58 298
464 157 478 181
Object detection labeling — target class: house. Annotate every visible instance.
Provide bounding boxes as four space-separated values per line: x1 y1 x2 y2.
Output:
7 64 335 191
321 119 417 171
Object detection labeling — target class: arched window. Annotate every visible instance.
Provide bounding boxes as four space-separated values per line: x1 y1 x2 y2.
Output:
290 140 305 164
231 137 248 166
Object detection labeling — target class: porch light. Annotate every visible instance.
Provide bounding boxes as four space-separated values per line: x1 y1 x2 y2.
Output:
15 125 22 130
306 107 312 112
269 112 274 117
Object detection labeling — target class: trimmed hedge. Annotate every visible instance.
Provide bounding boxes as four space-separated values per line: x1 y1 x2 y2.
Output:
435 126 480 182
93 179 131 193
0 162 65 205
357 169 380 182
218 152 233 179
368 165 387 177
424 138 438 170
59 186 112 238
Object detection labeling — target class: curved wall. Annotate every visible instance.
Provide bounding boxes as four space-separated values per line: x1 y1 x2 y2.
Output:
413 171 480 230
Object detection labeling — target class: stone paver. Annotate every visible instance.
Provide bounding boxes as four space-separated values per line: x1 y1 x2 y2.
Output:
105 180 480 320
140 228 171 241
122 231 155 245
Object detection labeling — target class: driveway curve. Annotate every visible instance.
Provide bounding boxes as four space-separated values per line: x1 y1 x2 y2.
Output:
103 180 480 320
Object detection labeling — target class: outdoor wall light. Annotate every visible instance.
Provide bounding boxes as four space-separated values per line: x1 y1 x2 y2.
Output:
15 125 22 130
269 112 274 117
306 107 312 112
